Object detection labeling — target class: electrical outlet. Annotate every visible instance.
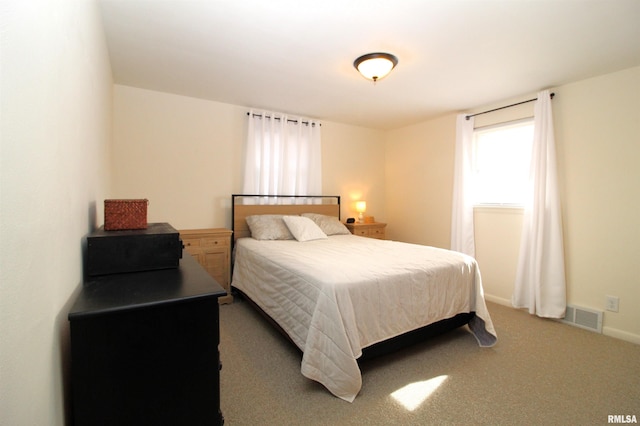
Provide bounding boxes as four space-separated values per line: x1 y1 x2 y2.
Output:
606 295 619 312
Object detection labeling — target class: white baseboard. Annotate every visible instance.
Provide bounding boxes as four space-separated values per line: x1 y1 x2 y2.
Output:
484 293 640 346
603 326 640 345
484 294 512 307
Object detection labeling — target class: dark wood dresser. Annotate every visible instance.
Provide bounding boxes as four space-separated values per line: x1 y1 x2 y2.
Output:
68 252 225 425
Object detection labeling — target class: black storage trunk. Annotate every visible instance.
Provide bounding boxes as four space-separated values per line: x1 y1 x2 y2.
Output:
87 223 183 276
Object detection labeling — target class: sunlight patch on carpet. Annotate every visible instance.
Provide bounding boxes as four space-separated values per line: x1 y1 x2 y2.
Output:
390 375 448 411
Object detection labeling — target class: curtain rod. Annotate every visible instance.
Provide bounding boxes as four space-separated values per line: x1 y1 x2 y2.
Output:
465 92 555 120
247 112 320 126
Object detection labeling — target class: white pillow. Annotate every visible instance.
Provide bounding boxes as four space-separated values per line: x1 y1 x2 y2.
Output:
302 213 351 236
282 215 328 242
245 215 293 240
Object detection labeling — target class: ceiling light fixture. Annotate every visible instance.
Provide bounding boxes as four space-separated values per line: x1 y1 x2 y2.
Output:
353 52 398 83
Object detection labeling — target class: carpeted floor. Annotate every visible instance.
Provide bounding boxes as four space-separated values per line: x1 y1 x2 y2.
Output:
219 299 639 425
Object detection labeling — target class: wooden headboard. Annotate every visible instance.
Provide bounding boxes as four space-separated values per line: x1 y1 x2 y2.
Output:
232 194 341 241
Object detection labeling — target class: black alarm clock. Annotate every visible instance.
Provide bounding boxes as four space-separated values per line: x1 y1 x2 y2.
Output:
346 218 355 223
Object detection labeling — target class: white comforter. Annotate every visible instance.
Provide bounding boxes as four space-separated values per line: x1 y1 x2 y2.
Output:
231 235 497 402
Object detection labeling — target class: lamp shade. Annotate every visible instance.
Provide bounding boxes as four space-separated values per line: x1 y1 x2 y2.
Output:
355 201 367 213
354 53 398 82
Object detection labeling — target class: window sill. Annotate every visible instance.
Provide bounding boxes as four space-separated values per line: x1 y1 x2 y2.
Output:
474 204 524 214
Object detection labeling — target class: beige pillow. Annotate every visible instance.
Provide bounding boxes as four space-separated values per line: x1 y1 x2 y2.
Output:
302 213 351 236
245 215 293 240
282 216 328 242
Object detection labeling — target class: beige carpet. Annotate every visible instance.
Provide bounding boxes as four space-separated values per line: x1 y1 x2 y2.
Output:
219 299 639 425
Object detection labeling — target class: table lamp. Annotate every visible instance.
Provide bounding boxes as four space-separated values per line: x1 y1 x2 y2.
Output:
355 201 366 223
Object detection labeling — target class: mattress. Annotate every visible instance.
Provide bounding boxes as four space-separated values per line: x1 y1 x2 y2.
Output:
231 234 497 402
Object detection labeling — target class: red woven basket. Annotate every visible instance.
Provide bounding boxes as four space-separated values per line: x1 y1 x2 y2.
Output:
104 199 148 231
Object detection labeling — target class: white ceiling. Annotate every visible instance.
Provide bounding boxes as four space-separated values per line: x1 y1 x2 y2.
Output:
99 0 640 130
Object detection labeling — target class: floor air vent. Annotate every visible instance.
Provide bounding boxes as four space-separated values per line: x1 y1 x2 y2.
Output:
561 305 603 333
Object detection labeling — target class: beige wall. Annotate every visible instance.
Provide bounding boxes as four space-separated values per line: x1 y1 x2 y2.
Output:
112 85 386 230
0 1 113 424
386 67 640 343
384 114 456 248
321 121 386 220
112 86 246 229
474 207 524 304
555 67 639 342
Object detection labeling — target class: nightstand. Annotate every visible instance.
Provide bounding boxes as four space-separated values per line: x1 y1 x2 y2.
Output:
180 228 233 304
345 222 387 240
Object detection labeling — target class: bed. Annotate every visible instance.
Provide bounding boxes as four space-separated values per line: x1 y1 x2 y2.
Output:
230 194 497 402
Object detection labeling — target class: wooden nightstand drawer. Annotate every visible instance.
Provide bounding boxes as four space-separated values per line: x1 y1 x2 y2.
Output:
352 228 369 237
202 237 229 247
344 222 387 240
184 238 201 248
369 227 385 239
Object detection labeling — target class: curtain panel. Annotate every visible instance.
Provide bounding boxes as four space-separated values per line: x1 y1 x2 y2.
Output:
512 90 567 318
243 110 322 199
451 114 476 257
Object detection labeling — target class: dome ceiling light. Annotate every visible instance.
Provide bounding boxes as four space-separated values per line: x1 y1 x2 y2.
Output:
353 52 398 83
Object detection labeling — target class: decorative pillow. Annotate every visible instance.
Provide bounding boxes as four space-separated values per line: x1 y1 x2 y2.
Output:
282 215 328 242
245 215 293 240
302 213 351 236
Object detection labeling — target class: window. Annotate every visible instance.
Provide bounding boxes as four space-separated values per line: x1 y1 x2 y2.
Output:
472 119 533 206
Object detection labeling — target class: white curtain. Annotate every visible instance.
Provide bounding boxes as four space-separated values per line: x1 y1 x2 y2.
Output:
512 90 566 318
243 110 322 197
450 114 476 257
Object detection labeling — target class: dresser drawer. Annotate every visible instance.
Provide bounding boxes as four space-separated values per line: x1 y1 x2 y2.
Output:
369 227 385 239
353 228 369 237
184 236 230 248
202 237 229 247
184 238 201 248
345 222 387 240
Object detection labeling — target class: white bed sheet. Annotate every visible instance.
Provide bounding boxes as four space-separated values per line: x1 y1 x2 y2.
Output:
231 234 497 402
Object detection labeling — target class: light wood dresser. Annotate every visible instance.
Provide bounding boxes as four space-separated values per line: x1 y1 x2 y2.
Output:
344 222 387 240
180 228 233 304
